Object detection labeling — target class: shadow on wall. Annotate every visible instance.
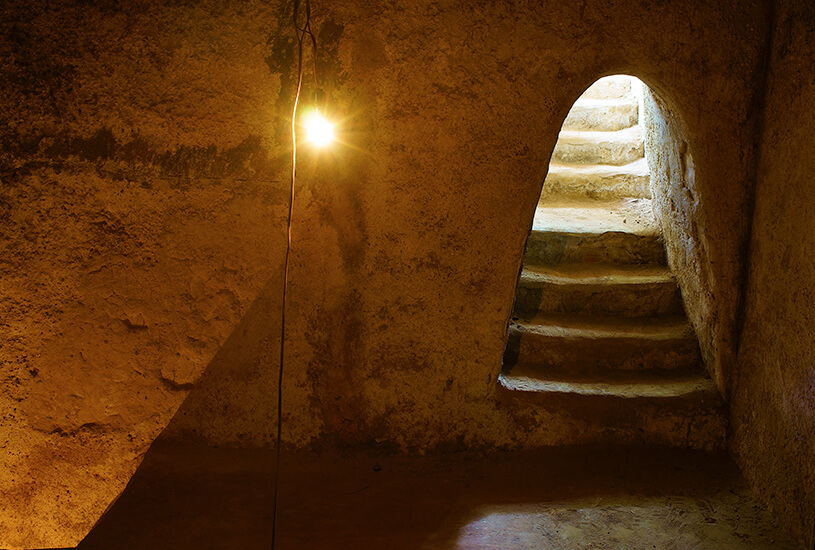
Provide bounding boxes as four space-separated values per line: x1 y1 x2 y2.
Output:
159 277 284 448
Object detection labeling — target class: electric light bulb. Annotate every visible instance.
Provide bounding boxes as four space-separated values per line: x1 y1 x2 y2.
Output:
304 110 334 147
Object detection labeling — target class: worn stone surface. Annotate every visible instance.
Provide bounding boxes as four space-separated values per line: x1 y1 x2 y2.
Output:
496 374 726 450
641 52 773 396
552 127 644 166
540 159 651 201
0 0 771 547
525 200 667 266
731 1 815 548
515 264 682 318
507 314 701 374
642 92 726 394
562 98 639 132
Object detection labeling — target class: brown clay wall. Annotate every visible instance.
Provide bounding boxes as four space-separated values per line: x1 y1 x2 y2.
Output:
0 1 769 547
0 2 288 546
643 90 722 387
732 1 815 547
641 28 771 396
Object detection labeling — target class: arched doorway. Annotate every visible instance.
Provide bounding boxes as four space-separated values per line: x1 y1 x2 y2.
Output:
499 75 722 449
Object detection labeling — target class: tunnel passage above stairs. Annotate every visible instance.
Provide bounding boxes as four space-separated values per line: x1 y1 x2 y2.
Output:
500 75 725 451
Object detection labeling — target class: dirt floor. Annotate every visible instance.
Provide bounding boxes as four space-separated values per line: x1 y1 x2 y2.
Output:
74 441 798 550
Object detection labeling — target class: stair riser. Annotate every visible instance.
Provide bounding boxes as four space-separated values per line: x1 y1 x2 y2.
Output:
498 381 726 450
514 281 682 318
525 231 667 266
552 139 644 166
562 103 638 132
508 328 702 373
540 171 651 202
581 78 632 101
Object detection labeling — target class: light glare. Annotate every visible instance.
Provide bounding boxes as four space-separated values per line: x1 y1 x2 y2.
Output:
304 110 335 147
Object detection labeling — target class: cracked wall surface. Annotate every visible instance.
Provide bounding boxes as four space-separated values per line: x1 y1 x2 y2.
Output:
0 0 770 547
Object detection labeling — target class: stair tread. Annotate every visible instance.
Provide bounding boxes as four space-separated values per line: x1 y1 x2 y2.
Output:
510 361 708 385
557 126 643 144
572 97 639 109
532 198 659 236
512 313 694 340
506 359 704 383
520 263 674 286
499 371 719 400
547 157 649 178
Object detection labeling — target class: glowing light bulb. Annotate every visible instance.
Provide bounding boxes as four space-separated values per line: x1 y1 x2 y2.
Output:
304 110 334 147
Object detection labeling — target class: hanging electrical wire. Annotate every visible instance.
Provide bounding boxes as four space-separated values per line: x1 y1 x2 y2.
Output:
271 1 319 548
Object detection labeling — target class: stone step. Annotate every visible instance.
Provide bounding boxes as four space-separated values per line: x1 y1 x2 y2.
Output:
540 158 651 202
526 201 666 266
552 126 644 166
581 75 634 101
497 370 726 450
503 313 701 373
525 228 666 267
514 264 681 319
562 98 639 132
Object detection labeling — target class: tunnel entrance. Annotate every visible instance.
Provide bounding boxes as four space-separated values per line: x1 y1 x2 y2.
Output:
499 75 722 449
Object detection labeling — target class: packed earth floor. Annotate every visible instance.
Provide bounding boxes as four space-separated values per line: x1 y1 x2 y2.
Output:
74 441 798 550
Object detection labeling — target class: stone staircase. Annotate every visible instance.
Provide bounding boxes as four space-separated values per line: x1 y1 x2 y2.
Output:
500 76 726 450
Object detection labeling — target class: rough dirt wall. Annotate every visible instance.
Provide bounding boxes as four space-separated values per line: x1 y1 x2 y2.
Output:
0 1 288 547
640 6 774 396
0 0 769 547
642 89 733 392
731 1 815 547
